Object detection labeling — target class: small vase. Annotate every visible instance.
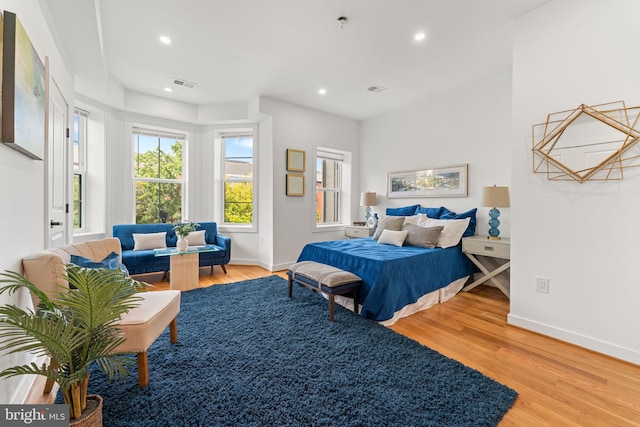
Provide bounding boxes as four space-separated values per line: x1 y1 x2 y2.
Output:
176 238 188 252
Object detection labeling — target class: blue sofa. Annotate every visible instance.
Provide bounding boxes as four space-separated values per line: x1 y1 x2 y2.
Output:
112 222 231 275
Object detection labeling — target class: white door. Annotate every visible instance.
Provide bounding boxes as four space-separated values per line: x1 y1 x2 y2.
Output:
47 78 69 248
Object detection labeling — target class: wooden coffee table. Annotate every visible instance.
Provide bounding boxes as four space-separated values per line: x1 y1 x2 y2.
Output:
153 245 221 291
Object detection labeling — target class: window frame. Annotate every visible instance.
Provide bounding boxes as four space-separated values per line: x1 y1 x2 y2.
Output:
314 147 351 231
132 126 187 224
73 110 87 231
218 128 257 232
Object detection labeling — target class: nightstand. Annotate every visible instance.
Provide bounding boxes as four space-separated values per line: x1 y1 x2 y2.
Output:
461 236 510 298
345 225 374 239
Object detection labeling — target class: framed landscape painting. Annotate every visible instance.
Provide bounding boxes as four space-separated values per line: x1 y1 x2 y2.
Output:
1 11 47 160
387 164 468 198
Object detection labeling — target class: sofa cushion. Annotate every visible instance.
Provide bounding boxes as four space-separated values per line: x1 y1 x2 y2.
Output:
186 230 206 246
70 251 129 275
133 232 167 251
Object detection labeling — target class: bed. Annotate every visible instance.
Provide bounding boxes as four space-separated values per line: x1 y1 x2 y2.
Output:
296 237 473 325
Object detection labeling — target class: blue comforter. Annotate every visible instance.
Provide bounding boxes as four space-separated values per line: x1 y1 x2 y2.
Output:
297 238 473 321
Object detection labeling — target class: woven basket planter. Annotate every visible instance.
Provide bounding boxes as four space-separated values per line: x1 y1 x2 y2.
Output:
70 395 103 427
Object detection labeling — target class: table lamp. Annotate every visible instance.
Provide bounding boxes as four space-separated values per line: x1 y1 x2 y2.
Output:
360 192 377 224
482 185 510 240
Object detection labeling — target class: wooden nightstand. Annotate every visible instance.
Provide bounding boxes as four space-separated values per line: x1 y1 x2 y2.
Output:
345 225 374 239
461 236 510 298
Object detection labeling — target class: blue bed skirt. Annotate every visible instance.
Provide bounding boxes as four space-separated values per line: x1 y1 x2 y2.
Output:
297 238 473 322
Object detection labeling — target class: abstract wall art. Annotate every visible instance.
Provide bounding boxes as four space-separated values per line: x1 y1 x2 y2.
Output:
1 10 46 160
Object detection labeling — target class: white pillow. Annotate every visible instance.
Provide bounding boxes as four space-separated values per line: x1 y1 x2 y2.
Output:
132 232 167 251
403 215 419 226
417 217 470 248
186 230 206 246
377 229 408 247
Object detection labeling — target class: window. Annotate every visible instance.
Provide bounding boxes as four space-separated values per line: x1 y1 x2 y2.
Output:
316 148 344 225
222 133 254 225
133 128 185 224
73 110 87 230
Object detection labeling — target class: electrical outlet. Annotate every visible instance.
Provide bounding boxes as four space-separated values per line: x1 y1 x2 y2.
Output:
536 276 549 293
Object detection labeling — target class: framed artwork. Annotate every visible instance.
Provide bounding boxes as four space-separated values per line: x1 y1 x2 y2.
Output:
286 173 305 196
387 164 468 198
286 149 305 172
1 11 46 160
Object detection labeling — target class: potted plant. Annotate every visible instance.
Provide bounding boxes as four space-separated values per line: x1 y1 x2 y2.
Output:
0 265 144 425
173 221 200 251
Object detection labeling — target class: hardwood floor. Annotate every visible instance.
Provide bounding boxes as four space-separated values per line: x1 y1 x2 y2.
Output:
26 265 640 426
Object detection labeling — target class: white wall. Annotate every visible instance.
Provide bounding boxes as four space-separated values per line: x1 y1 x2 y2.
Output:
0 0 75 404
257 97 360 269
360 69 513 237
509 0 640 363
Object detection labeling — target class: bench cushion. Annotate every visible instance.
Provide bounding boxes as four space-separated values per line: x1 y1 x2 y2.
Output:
288 261 361 288
114 290 181 354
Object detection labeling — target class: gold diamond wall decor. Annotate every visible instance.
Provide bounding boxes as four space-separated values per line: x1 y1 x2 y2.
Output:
531 101 640 183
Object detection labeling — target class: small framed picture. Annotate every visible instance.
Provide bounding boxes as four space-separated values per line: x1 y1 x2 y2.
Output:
286 174 305 196
286 149 305 172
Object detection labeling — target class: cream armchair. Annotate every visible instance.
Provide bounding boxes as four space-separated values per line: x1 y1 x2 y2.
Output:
22 237 180 388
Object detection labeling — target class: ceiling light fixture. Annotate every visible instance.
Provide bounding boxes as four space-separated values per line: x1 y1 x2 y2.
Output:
164 87 172 92
159 35 172 44
414 32 426 42
318 88 327 95
336 16 348 30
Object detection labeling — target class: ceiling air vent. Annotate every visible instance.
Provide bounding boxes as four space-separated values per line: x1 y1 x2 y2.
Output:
172 78 197 89
366 84 387 93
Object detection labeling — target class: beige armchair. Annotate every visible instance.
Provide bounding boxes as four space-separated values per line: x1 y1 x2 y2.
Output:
22 237 180 388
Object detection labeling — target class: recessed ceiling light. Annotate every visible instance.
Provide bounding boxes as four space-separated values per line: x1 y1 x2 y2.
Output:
414 32 426 42
164 87 172 92
159 35 172 45
318 88 327 95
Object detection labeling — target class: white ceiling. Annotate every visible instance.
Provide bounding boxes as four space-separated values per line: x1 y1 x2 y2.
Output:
42 0 549 121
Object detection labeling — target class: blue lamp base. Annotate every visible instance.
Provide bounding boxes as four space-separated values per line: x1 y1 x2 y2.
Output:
488 208 501 240
364 206 372 223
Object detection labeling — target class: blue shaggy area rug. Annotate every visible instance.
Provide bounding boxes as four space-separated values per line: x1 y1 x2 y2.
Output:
58 275 517 426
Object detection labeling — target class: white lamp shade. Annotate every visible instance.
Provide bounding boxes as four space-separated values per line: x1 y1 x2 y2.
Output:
482 186 510 208
360 192 377 206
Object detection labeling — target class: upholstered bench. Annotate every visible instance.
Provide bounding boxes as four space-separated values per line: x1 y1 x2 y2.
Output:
287 261 362 321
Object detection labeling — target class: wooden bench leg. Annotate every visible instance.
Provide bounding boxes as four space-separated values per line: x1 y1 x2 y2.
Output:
137 351 149 387
328 294 335 321
353 288 359 315
170 318 178 343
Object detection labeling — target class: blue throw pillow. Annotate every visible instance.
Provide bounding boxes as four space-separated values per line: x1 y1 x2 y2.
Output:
415 206 444 218
70 251 129 275
386 204 419 216
439 208 477 237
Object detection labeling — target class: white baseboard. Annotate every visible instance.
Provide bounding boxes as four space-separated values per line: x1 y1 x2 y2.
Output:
507 314 640 365
229 259 294 273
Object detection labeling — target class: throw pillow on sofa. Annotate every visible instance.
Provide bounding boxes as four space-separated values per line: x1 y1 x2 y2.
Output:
186 230 206 246
133 232 167 251
69 251 129 287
